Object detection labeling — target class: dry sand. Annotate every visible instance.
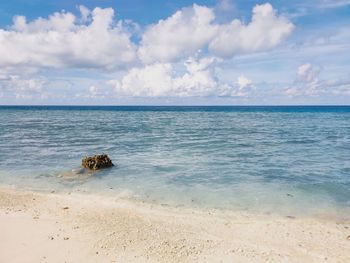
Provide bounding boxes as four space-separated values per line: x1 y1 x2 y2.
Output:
0 186 349 263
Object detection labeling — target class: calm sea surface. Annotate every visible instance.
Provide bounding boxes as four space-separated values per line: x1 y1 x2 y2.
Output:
0 106 349 215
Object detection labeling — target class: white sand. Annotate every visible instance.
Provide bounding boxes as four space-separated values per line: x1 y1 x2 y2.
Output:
0 186 349 263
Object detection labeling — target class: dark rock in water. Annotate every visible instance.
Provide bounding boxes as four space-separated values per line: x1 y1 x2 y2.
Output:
82 154 114 170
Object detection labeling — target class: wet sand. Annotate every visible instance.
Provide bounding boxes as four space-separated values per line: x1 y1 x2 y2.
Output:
0 186 349 263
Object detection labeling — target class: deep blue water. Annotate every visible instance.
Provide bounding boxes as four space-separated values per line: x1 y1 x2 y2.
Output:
1 105 350 112
0 106 349 215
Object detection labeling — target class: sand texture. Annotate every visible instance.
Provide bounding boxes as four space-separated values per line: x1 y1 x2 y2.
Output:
0 187 349 263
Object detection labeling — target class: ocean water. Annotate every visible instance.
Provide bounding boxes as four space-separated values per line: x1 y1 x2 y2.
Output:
0 106 350 216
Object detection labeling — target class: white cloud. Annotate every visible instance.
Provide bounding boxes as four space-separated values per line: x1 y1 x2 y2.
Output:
138 3 294 63
108 56 255 97
296 63 320 83
286 63 322 96
235 75 255 96
0 6 136 70
0 3 299 102
286 63 350 97
108 57 216 97
0 3 295 71
237 75 252 89
209 3 294 57
0 75 46 99
109 63 174 97
138 4 217 64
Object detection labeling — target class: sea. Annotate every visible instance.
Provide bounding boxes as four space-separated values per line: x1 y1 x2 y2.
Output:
0 106 349 216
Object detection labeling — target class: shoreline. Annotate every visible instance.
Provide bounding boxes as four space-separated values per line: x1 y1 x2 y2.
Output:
1 186 349 262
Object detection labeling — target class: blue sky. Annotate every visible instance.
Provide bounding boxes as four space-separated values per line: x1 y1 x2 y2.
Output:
0 0 349 105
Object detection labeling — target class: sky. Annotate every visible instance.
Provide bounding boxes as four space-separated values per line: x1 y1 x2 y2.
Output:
0 0 349 105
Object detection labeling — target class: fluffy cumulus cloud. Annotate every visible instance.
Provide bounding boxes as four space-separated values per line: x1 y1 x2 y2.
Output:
8 2 346 102
0 3 294 71
236 75 255 96
114 2 293 98
209 3 294 57
108 56 255 97
108 63 174 97
285 63 323 96
138 3 294 63
0 6 136 70
0 2 294 70
138 4 218 64
286 63 350 97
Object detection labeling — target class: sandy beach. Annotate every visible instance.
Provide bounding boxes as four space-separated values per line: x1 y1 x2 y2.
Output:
0 186 349 263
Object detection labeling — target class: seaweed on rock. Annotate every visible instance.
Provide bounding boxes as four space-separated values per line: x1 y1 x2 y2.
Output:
82 154 114 170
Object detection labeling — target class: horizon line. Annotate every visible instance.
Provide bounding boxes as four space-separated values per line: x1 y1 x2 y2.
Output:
1 104 350 107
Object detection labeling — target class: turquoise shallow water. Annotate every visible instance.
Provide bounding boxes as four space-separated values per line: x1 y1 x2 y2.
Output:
0 106 349 215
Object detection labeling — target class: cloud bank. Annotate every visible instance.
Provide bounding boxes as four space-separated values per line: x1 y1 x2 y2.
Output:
0 3 293 70
0 7 136 70
138 3 294 63
0 1 349 103
108 56 254 97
